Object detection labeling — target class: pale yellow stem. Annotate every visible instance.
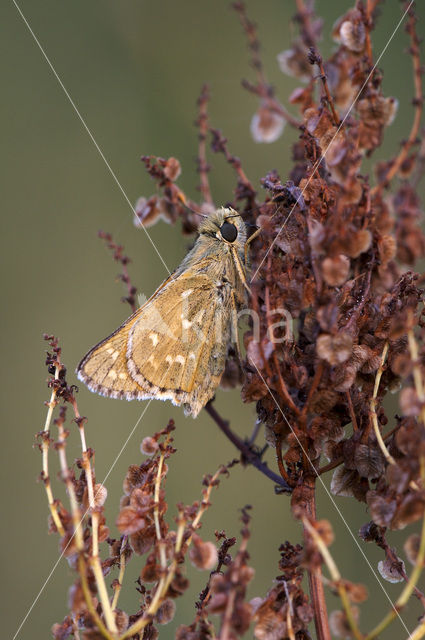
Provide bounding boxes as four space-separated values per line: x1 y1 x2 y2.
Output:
406 621 425 640
371 343 396 465
119 468 223 640
154 443 168 570
111 538 127 611
42 365 65 535
57 421 84 550
74 408 117 633
407 328 425 426
79 556 115 640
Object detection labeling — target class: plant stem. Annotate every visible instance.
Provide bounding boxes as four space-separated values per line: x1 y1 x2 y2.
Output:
41 365 65 535
302 478 331 640
303 518 363 640
205 402 292 490
370 342 396 465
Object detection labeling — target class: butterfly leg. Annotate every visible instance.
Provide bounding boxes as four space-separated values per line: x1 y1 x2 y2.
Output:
244 226 262 266
231 247 252 298
230 289 243 366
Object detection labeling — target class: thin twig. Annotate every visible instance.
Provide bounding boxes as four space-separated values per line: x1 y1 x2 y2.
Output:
302 361 324 418
407 323 425 426
302 483 332 640
98 231 138 313
346 390 359 432
111 537 128 611
295 0 318 50
210 127 256 198
204 402 292 490
310 48 340 126
233 2 301 129
154 436 170 571
275 434 291 485
79 555 115 640
372 5 423 193
196 84 213 205
41 362 65 535
404 620 425 640
370 342 396 465
69 397 117 632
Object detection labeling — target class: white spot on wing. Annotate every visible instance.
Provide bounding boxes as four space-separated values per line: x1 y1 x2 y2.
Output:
175 355 185 365
108 370 117 380
119 372 127 380
181 289 193 298
149 333 159 346
165 355 173 364
182 318 192 329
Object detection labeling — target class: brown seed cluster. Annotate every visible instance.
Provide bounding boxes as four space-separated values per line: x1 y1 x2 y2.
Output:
41 1 425 638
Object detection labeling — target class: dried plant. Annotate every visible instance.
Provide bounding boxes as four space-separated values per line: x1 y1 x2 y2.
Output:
40 1 425 639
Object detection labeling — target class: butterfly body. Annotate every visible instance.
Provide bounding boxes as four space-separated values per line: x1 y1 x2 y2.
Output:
77 208 248 417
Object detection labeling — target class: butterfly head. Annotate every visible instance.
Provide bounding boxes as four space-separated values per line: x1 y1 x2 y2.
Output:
198 207 246 248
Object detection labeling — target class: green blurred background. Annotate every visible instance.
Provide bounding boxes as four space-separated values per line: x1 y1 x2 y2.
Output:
2 1 424 638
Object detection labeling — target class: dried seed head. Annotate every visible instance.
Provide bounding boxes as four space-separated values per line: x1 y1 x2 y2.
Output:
392 493 425 530
250 104 285 143
254 610 288 640
116 506 146 535
359 521 381 543
331 467 360 498
357 96 399 127
353 444 385 479
366 491 397 528
378 234 397 264
329 607 360 638
316 333 353 366
316 519 334 546
321 254 350 287
123 464 147 494
399 387 421 417
344 581 368 603
389 353 412 377
140 554 161 583
377 556 405 583
134 195 172 228
339 14 365 52
344 229 372 258
189 534 218 570
404 533 420 565
140 436 159 456
163 157 181 181
92 483 107 508
277 43 312 82
114 609 129 633
155 598 176 624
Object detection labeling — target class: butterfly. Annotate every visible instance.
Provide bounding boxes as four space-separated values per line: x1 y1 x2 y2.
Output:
76 207 254 417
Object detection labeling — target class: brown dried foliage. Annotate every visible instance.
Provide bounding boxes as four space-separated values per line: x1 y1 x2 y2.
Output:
41 1 425 639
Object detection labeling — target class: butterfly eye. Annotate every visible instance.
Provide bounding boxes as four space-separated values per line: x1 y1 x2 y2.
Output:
220 221 238 242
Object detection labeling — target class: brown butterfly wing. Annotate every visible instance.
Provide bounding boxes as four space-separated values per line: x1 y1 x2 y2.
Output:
76 274 175 399
76 307 148 400
77 271 232 416
127 273 231 416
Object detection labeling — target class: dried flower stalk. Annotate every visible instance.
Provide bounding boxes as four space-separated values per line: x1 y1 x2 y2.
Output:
41 1 425 638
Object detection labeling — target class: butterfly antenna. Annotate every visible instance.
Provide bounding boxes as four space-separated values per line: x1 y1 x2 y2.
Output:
177 193 209 219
